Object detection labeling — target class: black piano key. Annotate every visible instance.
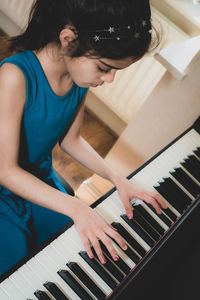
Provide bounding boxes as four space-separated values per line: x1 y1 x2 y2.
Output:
123 245 140 265
58 269 93 300
107 236 140 265
44 282 69 300
121 214 155 247
184 158 200 174
133 205 165 236
111 222 147 257
99 240 135 271
181 160 200 182
170 168 200 198
188 155 200 170
67 262 106 300
193 148 200 159
163 207 177 222
132 209 161 241
154 184 184 214
79 251 117 289
163 177 192 208
157 179 187 211
145 202 174 225
188 156 200 177
34 290 52 300
90 246 125 282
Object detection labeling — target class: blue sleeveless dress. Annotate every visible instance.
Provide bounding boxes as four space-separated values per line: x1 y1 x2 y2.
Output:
0 50 87 275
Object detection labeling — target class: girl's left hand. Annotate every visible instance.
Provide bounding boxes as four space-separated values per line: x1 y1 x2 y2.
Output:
114 176 168 219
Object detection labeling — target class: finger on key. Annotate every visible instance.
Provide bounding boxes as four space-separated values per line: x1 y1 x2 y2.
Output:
150 198 162 214
91 236 106 264
124 201 134 220
100 234 119 261
105 226 128 253
81 235 94 259
110 224 118 231
153 192 168 209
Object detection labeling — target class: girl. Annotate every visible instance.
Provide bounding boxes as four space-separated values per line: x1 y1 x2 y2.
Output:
0 0 167 276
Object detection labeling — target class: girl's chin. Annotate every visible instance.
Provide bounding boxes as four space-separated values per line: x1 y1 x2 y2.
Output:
75 82 91 88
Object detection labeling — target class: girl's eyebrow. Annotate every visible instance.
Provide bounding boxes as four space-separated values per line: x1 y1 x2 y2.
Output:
99 60 122 70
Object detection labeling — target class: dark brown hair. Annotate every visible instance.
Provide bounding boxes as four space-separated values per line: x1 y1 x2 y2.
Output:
7 0 160 60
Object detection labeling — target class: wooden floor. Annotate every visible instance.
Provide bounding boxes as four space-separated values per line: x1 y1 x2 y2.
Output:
0 29 117 191
52 110 117 190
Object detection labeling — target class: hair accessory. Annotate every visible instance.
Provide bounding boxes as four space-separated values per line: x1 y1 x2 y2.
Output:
75 20 151 42
94 35 100 42
108 26 115 34
142 20 146 27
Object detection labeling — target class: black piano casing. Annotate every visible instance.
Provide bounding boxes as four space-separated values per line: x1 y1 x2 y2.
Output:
109 197 200 300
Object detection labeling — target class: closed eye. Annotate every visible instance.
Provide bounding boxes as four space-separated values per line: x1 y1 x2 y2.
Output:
97 66 111 73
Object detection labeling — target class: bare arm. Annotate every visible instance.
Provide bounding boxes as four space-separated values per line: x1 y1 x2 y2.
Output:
60 98 120 185
0 63 82 218
0 64 127 264
61 97 167 218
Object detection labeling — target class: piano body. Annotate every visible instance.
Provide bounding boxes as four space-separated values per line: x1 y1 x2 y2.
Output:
0 117 200 300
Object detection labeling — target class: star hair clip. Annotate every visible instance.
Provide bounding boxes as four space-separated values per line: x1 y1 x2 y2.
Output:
81 19 151 42
93 35 100 42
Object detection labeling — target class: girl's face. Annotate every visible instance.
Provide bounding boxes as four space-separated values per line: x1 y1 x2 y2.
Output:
65 55 135 88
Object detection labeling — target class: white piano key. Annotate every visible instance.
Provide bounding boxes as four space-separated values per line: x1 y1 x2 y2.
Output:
60 226 121 281
27 256 73 299
9 271 38 300
0 288 11 300
131 129 200 187
0 289 11 300
41 245 96 299
169 174 196 201
140 202 169 231
182 129 200 148
109 192 170 232
60 226 135 270
0 279 23 300
17 264 54 299
95 200 151 252
143 155 196 201
144 163 193 207
180 165 200 186
33 251 82 300
129 169 181 217
51 237 112 296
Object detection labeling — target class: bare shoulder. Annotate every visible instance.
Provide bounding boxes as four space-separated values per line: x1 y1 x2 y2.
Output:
0 62 26 107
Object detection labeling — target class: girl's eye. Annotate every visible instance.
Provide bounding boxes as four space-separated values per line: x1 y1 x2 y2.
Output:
98 67 110 73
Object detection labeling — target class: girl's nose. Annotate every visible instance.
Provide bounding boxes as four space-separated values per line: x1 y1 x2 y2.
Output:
101 69 117 83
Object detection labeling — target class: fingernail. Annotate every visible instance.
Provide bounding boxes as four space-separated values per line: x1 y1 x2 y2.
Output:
114 256 119 261
123 245 128 251
89 255 94 259
128 214 132 219
102 259 107 264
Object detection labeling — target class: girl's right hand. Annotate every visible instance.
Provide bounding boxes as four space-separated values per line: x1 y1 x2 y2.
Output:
73 202 127 264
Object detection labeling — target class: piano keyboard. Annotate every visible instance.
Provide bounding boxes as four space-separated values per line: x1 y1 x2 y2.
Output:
0 120 200 300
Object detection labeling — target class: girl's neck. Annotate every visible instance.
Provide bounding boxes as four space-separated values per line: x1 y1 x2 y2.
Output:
33 46 74 97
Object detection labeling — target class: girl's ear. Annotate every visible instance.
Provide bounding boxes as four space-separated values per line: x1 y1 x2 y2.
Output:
59 28 77 47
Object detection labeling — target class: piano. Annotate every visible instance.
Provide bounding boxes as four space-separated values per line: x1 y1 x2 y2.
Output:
0 116 200 300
